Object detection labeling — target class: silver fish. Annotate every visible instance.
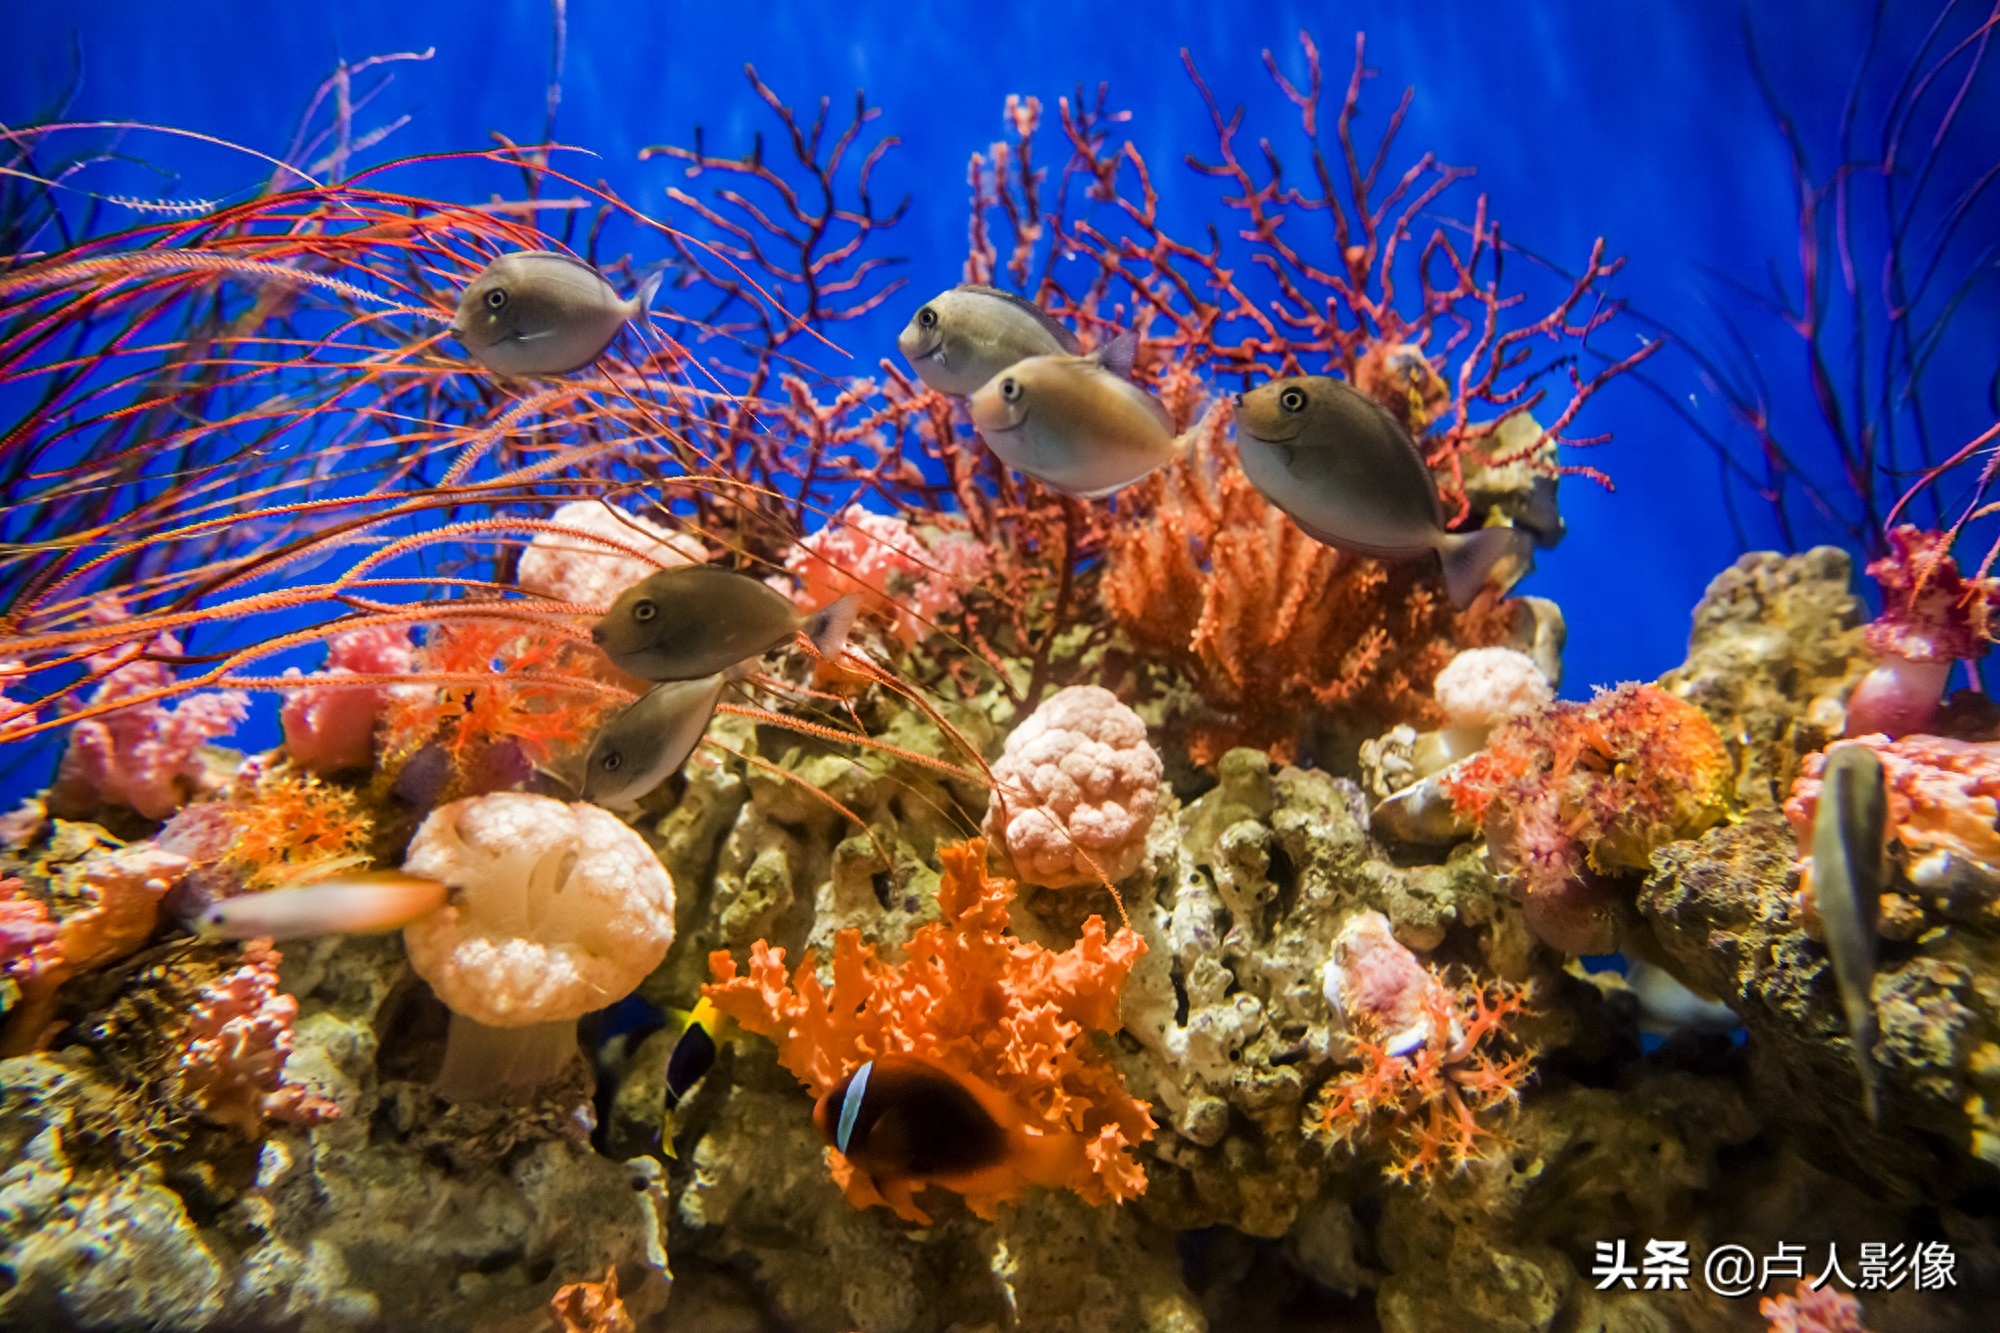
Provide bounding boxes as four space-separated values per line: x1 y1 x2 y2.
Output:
1234 376 1532 609
966 334 1188 497
593 565 857 681
1811 743 1889 1123
581 674 727 808
197 873 449 941
453 250 662 376
897 284 1080 397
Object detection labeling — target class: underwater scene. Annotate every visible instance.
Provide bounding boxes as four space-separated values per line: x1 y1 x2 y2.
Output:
2 1 1999 1329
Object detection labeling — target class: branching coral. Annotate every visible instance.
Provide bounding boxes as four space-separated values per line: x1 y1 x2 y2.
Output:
174 940 339 1134
704 840 1152 1223
1311 911 1534 1184
1442 684 1731 953
982 685 1162 888
216 769 375 888
281 624 416 774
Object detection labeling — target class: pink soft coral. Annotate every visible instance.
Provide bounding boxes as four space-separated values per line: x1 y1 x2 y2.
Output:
704 840 1153 1223
0 878 59 991
1760 1280 1872 1333
983 685 1163 888
515 500 707 609
1846 526 1996 737
281 625 416 773
176 939 339 1133
783 504 990 644
0 661 34 742
52 605 249 820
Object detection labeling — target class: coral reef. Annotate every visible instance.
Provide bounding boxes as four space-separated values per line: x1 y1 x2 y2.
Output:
175 940 339 1134
1846 527 1996 738
784 504 992 645
515 500 709 610
281 626 417 775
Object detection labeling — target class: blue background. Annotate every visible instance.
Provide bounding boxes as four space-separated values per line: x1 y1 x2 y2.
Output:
5 1 1997 780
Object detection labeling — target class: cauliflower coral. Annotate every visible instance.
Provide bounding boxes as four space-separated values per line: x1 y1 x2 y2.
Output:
983 685 1163 889
516 500 707 609
403 793 676 1098
704 840 1153 1223
783 503 990 644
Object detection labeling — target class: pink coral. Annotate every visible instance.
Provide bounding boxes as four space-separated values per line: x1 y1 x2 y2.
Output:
515 500 707 609
52 606 249 820
1847 526 1996 737
0 661 33 742
0 879 59 990
1322 911 1454 1056
281 625 416 773
982 685 1164 888
176 940 339 1133
1760 1279 1872 1333
1787 734 2000 889
784 504 990 644
1433 647 1552 734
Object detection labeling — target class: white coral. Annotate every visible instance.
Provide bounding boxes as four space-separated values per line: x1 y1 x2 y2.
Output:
515 500 706 609
1433 647 1552 732
401 794 675 1027
982 685 1163 889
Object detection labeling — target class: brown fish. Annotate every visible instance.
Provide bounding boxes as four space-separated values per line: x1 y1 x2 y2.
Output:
593 565 858 681
897 284 1081 397
453 250 661 376
580 674 728 808
967 333 1191 497
1811 744 1889 1122
1234 376 1531 609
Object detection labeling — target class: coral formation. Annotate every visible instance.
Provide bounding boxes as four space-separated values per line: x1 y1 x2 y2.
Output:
174 940 340 1134
1846 526 1995 738
516 500 709 609
215 768 375 888
784 504 991 645
1761 1279 1874 1333
281 625 416 774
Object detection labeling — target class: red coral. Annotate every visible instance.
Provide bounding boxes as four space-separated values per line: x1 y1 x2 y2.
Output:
1760 1279 1872 1333
704 840 1153 1222
1442 684 1730 953
1863 526 1993 663
176 940 339 1135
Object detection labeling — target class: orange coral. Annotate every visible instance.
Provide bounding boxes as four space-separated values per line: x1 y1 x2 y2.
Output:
1786 734 2000 877
218 770 374 888
546 1266 634 1333
1100 417 1522 764
704 840 1153 1223
1311 967 1535 1184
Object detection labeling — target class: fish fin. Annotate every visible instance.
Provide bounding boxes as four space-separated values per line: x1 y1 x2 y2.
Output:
1438 525 1533 610
660 1108 679 1160
803 593 861 661
632 268 666 317
1092 329 1140 379
1011 1125 1089 1191
955 284 1082 353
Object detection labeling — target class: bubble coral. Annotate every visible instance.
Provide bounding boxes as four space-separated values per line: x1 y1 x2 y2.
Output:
280 624 416 773
783 503 991 644
703 839 1153 1224
175 940 339 1134
515 499 708 610
1845 525 1995 738
1419 646 1553 774
1441 684 1731 954
402 793 676 1100
982 685 1163 889
1786 733 2000 901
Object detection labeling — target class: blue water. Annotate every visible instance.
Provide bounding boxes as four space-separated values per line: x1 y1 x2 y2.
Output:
5 1 1997 788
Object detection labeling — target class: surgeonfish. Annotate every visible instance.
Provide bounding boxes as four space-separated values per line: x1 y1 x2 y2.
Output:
593 565 859 682
966 333 1193 497
658 997 729 1159
197 872 450 941
813 1053 1086 1224
1811 743 1890 1123
452 250 663 376
581 674 729 808
897 284 1081 397
1233 375 1533 609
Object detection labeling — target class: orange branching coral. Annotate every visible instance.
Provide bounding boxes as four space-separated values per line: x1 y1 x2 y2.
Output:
1311 966 1535 1184
1101 417 1522 763
1442 684 1731 953
704 840 1153 1222
217 770 374 888
546 1266 636 1333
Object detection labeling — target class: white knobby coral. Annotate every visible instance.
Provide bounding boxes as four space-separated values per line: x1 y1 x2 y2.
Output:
982 685 1163 889
515 500 707 609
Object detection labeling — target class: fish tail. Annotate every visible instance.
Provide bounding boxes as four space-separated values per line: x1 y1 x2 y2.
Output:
632 268 666 317
804 593 861 661
1438 524 1534 610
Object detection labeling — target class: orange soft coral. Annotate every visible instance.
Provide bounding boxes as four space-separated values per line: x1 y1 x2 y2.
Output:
1311 964 1535 1185
704 840 1153 1223
546 1266 635 1333
218 770 374 888
1441 684 1730 953
1100 416 1522 764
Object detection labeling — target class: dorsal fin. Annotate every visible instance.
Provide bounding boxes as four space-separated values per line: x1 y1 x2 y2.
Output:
955 283 1082 353
1092 329 1139 380
508 249 609 279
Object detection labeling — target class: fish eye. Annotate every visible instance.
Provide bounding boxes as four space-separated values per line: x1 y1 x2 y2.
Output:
632 599 657 623
917 306 938 330
1000 377 1021 402
1279 386 1307 413
600 751 623 771
484 288 508 310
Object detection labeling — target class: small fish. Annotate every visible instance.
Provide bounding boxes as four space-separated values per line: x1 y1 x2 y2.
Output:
1234 376 1533 609
593 566 858 682
966 334 1190 497
453 250 663 376
197 872 449 941
896 284 1081 397
813 1053 1084 1224
1812 744 1889 1123
581 674 728 808
658 997 729 1159
1626 956 1741 1038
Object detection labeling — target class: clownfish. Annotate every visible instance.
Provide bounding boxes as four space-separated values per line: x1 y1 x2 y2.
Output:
655 998 729 1159
812 1053 1085 1223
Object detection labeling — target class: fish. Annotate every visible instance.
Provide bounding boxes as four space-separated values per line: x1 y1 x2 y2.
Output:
1233 375 1533 609
452 250 663 376
593 565 859 682
580 673 729 808
1811 743 1890 1123
657 997 728 1159
1626 956 1741 1038
812 1052 1085 1224
896 284 1081 397
196 872 450 941
965 333 1192 497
